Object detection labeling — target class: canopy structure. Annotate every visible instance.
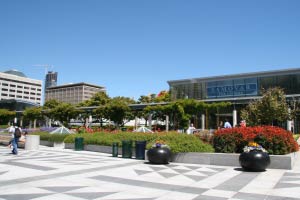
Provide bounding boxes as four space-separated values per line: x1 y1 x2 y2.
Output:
50 126 74 134
133 126 153 133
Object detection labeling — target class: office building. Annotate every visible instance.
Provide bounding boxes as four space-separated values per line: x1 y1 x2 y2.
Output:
45 71 58 89
168 68 300 103
0 70 42 105
168 68 300 131
45 82 106 105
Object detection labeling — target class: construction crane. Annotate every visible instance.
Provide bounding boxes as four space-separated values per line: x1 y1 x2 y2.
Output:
33 64 53 75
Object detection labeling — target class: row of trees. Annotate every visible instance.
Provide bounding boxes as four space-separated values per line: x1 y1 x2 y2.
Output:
6 91 231 130
2 87 299 130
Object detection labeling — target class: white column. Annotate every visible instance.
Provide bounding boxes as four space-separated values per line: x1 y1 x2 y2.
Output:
287 108 292 131
166 115 169 132
201 114 205 130
233 109 237 127
148 114 152 130
135 116 138 130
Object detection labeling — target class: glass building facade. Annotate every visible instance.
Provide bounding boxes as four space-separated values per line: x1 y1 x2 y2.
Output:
168 68 300 102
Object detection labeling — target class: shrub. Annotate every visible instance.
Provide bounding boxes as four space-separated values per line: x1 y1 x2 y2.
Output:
64 131 214 153
213 126 299 155
31 132 71 142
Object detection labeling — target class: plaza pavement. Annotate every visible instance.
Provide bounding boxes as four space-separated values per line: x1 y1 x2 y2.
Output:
0 146 300 200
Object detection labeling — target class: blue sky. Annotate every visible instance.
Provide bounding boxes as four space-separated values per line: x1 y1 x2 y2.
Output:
1 0 300 101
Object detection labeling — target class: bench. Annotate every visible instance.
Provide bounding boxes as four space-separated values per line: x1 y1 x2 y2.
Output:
0 134 25 148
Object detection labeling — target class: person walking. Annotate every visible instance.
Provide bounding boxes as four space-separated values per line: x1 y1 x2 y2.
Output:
11 124 22 155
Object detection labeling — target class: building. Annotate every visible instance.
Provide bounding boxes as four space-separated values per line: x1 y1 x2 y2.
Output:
168 68 300 103
45 71 58 89
0 70 42 105
168 68 300 131
45 82 106 105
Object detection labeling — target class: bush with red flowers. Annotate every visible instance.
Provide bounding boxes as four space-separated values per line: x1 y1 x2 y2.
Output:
213 126 299 155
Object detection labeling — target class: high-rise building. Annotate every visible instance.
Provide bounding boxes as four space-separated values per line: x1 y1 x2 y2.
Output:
45 71 58 89
45 82 106 105
0 70 42 105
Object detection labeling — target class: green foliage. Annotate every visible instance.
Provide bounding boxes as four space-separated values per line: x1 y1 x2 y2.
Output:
31 132 72 142
23 107 43 121
0 109 15 125
241 87 289 126
63 132 214 153
49 103 79 126
79 92 110 107
104 98 132 128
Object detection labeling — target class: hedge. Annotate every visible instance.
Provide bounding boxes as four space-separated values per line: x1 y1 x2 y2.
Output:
63 131 214 153
213 126 299 155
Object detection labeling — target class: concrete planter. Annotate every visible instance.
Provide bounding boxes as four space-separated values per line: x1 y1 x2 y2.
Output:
171 152 297 170
64 143 297 169
40 140 65 148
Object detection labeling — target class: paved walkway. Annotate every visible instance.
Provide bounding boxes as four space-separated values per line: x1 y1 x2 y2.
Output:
0 146 300 200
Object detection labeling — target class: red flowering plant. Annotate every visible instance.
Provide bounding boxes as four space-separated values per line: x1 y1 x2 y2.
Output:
213 126 298 155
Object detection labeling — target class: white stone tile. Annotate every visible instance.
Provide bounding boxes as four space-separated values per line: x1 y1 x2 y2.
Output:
155 191 198 200
239 169 285 195
193 168 241 189
202 189 237 198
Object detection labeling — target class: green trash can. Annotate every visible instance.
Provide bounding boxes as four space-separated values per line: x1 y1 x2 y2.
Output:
122 140 132 158
75 137 84 151
121 127 127 132
135 141 146 160
112 142 119 157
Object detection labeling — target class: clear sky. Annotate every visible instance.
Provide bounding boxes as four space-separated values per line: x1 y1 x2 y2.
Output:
1 0 300 101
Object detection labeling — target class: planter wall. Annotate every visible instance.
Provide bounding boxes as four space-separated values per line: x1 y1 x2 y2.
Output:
40 140 65 148
171 152 297 170
64 143 297 169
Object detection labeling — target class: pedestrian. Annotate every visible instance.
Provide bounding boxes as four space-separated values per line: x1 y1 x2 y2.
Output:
11 124 22 155
224 119 232 128
186 123 196 134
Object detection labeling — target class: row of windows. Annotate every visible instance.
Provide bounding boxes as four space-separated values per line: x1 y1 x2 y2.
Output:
1 93 40 100
1 88 41 96
0 78 41 87
170 74 300 100
1 83 41 91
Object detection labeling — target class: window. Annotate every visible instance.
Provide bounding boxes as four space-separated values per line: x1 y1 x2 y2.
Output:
9 94 15 97
9 89 15 92
17 85 22 88
2 88 8 91
10 84 16 87
2 83 8 86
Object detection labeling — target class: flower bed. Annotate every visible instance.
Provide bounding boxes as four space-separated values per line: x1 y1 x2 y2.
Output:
213 126 299 155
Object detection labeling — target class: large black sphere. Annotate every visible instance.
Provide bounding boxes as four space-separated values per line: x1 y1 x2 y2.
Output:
147 147 171 164
239 151 270 172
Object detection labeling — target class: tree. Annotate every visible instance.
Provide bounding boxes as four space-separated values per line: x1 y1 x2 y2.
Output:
0 109 15 125
154 90 171 102
49 103 79 127
241 87 289 126
79 92 110 107
104 98 132 128
23 107 43 128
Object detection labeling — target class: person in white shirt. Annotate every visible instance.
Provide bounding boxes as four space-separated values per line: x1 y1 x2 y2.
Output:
224 120 232 128
186 123 196 134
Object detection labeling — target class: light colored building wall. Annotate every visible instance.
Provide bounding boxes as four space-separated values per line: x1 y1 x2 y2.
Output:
45 83 105 105
0 72 42 105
